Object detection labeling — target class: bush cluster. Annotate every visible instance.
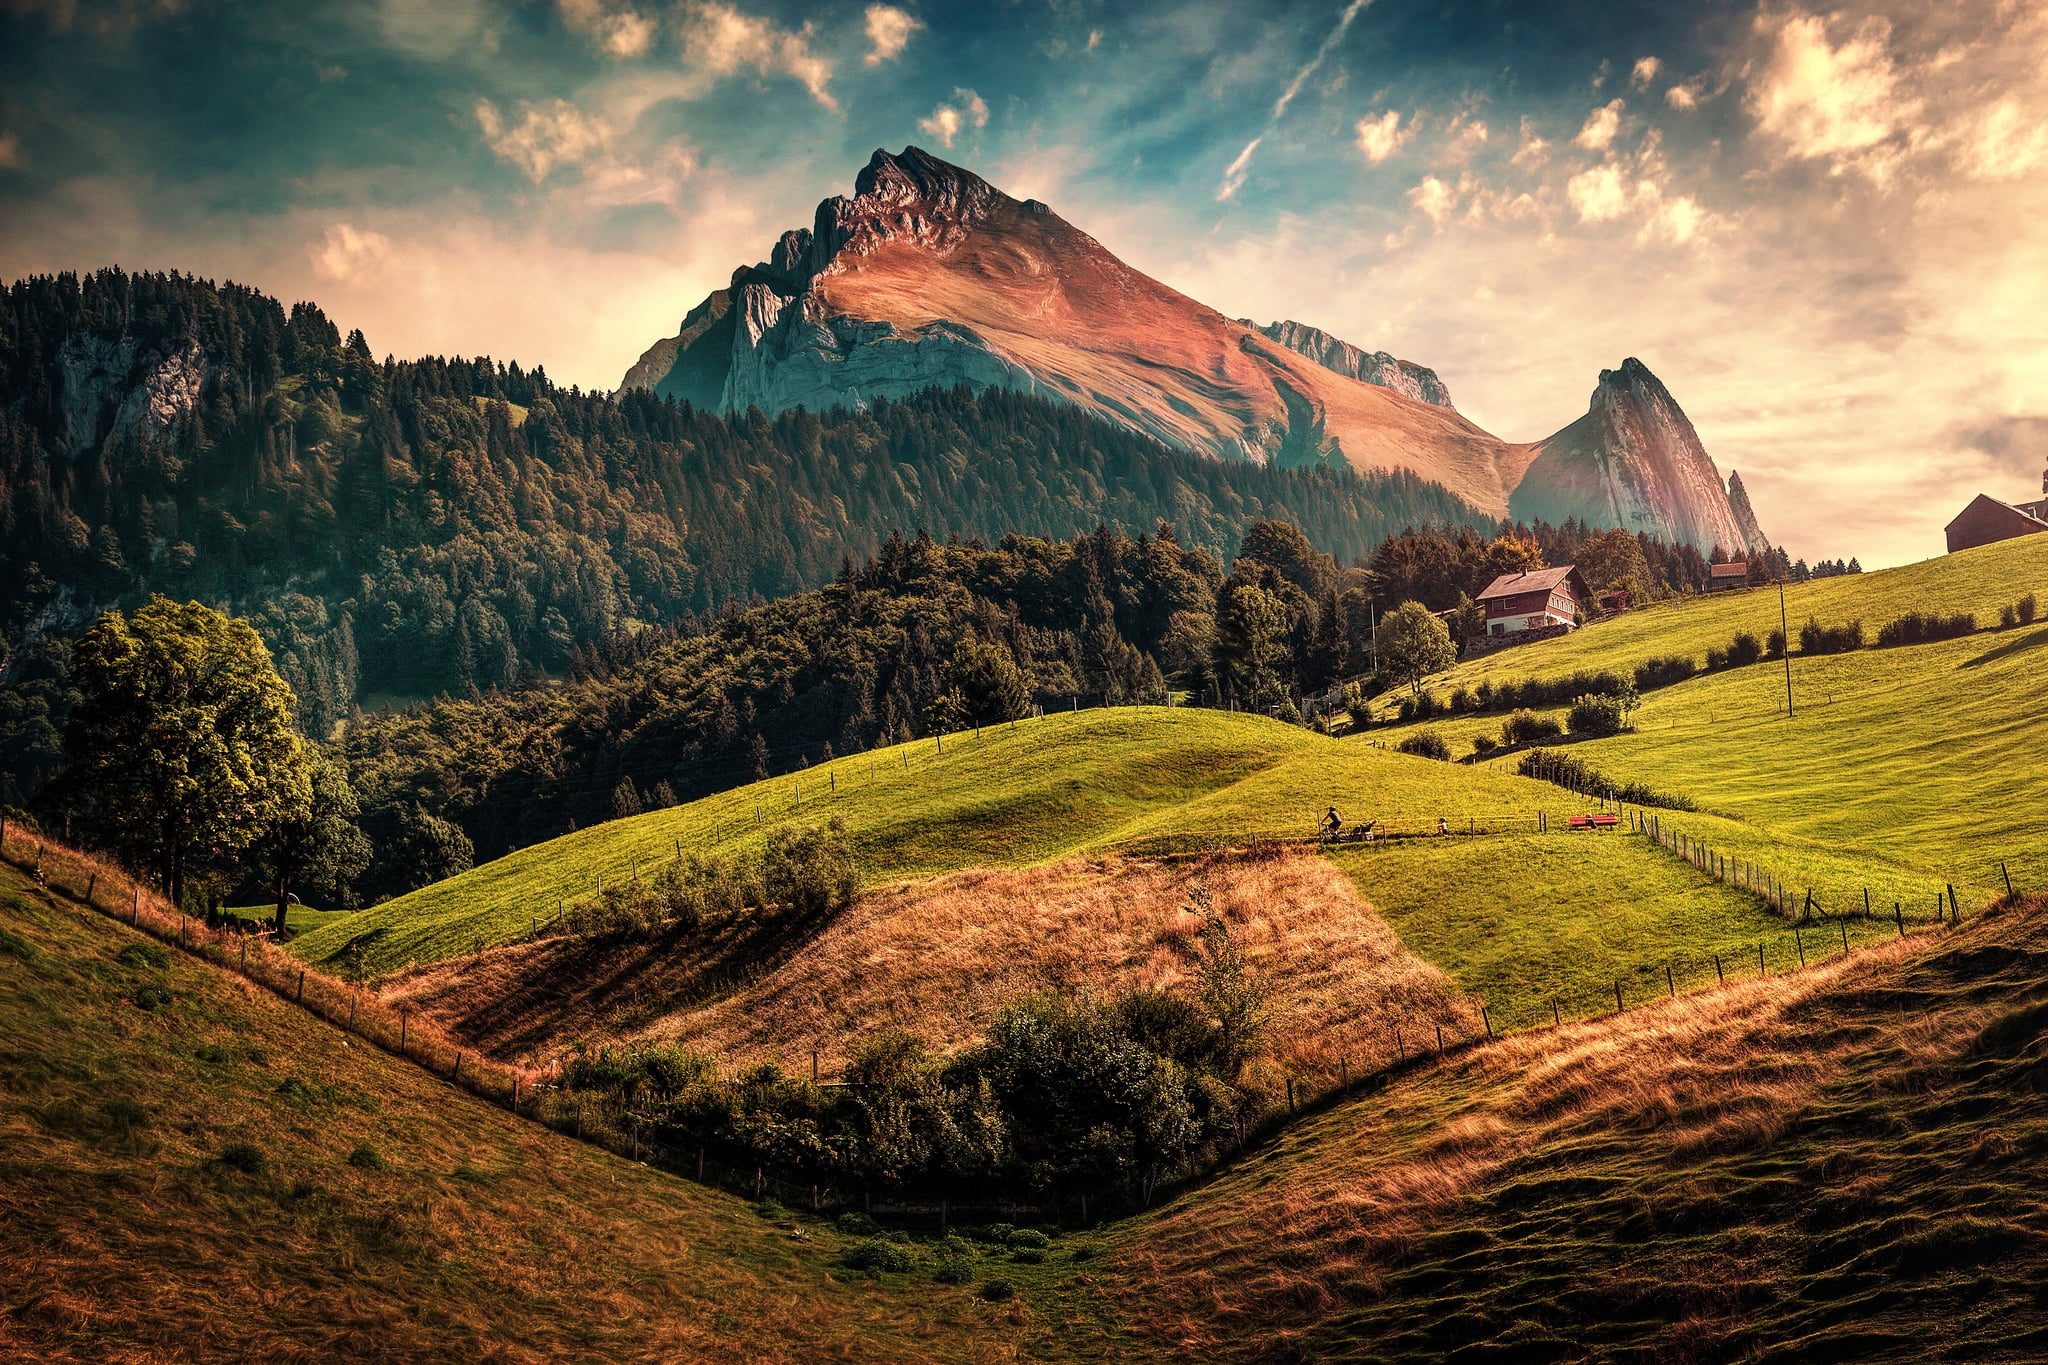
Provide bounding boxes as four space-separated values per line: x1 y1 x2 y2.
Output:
1798 617 1865 655
1515 748 1696 811
1502 710 1564 746
551 903 1273 1206
1565 693 1628 738
1396 730 1451 761
1877 611 1977 647
567 819 858 939
1704 630 1764 671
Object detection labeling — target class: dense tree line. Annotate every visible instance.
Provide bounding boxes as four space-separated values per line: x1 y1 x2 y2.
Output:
0 268 1481 746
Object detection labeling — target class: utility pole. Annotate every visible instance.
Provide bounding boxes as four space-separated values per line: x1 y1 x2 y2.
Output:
1777 579 1793 718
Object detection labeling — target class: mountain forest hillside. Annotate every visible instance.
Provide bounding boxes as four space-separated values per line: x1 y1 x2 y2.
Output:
0 267 1480 731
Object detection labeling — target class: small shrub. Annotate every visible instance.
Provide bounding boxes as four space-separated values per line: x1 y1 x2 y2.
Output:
1471 733 1498 755
217 1141 266 1175
936 1234 977 1259
843 1237 915 1274
194 1044 233 1065
1798 617 1864 655
1766 628 1786 659
133 983 172 1012
1704 646 1729 671
1010 1247 1047 1264
1566 693 1628 738
1006 1227 1051 1248
2000 603 2019 629
117 942 170 970
978 1278 1016 1301
1728 631 1763 667
1069 1243 1102 1262
2020 593 2038 626
348 1144 387 1171
1396 730 1450 761
1633 655 1697 689
1502 710 1564 745
932 1256 974 1285
836 1211 880 1237
1448 685 1475 713
968 1222 1017 1245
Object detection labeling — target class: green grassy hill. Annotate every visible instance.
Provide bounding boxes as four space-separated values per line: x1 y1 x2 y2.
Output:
1371 533 2048 900
0 865 1140 1364
297 708 1587 979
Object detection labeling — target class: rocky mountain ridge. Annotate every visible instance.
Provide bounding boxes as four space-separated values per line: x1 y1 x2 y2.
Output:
622 146 1768 555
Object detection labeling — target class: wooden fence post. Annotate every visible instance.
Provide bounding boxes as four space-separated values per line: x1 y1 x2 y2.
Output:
2003 863 2015 897
1895 902 1904 937
1949 884 1962 923
1436 1023 1444 1053
1552 999 1561 1027
1481 1004 1493 1038
1614 981 1624 1013
1666 962 1675 998
1795 927 1805 966
400 1008 408 1052
1713 953 1723 983
1758 941 1767 976
296 969 305 1002
1840 920 1850 954
86 873 96 904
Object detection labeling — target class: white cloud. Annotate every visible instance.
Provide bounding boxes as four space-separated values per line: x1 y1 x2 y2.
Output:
1354 110 1409 165
1574 99 1624 151
1441 110 1488 163
475 97 611 183
562 138 701 211
1511 117 1549 169
1666 80 1703 111
310 223 393 282
863 4 919 65
917 88 988 148
1216 136 1261 201
1630 56 1661 91
1748 11 1919 180
679 0 837 112
1962 95 2048 180
1408 174 1455 225
1566 162 1630 222
558 0 656 58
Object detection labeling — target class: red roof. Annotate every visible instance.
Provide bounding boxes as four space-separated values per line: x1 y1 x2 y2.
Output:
1709 562 1748 579
1476 566 1583 602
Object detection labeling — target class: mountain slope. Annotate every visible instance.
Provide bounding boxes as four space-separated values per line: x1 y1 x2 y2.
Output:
624 146 1764 553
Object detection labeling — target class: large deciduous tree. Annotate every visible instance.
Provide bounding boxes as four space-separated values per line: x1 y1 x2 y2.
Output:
1377 600 1456 697
63 597 310 910
249 753 372 932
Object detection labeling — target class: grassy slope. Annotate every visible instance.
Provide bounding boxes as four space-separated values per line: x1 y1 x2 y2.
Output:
301 708 1585 979
384 850 1479 1078
1331 833 1905 1032
1106 896 2048 1362
0 867 1143 1364
1375 532 2048 898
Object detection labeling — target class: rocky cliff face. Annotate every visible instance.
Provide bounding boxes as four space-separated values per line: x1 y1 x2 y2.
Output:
58 333 209 457
622 147 1764 552
1725 470 1772 557
1506 359 1764 555
1256 320 1455 409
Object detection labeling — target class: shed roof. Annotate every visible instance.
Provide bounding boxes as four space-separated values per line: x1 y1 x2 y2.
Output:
1709 562 1749 579
1476 566 1584 602
1945 494 2048 534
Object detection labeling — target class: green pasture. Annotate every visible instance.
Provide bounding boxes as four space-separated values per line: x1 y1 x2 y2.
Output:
1413 531 2048 692
294 707 1587 979
1331 832 1912 1033
220 903 356 935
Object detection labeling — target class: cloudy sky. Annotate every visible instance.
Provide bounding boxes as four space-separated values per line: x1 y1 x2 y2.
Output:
2 0 2044 567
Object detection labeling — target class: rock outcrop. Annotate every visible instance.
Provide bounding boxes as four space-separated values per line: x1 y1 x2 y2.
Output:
623 146 1765 551
59 334 209 457
1725 470 1772 557
1505 359 1761 555
1256 320 1455 410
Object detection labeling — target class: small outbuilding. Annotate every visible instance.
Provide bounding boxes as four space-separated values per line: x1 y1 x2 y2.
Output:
1945 494 2048 554
1475 566 1590 640
1707 562 1750 591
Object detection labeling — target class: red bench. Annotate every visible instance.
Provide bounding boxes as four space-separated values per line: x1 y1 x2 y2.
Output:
1567 813 1620 831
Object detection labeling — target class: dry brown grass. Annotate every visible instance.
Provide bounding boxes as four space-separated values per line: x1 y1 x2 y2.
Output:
388 850 1479 1083
1099 897 2048 1360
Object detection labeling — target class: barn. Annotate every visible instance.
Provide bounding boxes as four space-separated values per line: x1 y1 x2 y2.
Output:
1946 494 2048 555
1707 562 1750 592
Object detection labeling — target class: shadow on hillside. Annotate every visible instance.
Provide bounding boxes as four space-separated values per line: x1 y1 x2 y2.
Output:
393 900 850 1061
1959 624 2048 670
